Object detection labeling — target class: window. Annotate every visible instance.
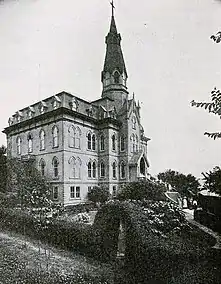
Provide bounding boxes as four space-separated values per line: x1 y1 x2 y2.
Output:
92 134 96 150
70 186 81 199
52 157 59 178
76 186 80 198
27 134 33 153
121 162 126 179
39 159 46 176
17 137 21 155
112 135 116 151
52 126 59 148
113 71 120 84
70 186 75 199
140 157 145 176
53 100 58 109
100 135 104 151
87 133 91 149
92 161 96 178
120 135 125 151
88 162 92 178
69 126 81 149
69 157 81 179
69 126 75 148
100 162 105 178
40 105 45 114
40 130 45 150
112 162 116 179
132 116 136 129
28 110 33 119
112 186 117 197
130 134 135 153
53 186 58 200
135 135 138 152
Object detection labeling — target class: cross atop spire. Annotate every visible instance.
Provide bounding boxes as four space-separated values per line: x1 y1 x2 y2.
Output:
110 0 115 17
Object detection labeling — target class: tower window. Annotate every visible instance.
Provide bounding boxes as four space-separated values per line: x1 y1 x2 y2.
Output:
112 134 116 151
113 71 120 84
53 186 59 200
92 134 96 150
140 157 146 176
39 159 46 176
132 116 136 130
112 162 116 179
40 129 45 150
120 135 125 151
100 135 104 151
92 161 96 178
121 162 126 179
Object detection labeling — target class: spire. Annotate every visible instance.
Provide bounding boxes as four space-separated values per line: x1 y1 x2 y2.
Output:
102 2 127 81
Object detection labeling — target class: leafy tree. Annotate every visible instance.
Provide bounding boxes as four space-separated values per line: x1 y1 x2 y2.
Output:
0 145 7 193
201 166 221 196
157 169 200 199
191 31 221 139
117 178 167 201
87 185 110 204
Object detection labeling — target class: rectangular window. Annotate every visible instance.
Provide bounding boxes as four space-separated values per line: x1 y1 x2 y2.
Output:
70 186 75 199
53 186 58 200
76 186 80 198
112 186 117 197
70 186 81 199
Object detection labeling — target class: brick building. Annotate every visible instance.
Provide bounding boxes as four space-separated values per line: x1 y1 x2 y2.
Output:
3 9 150 206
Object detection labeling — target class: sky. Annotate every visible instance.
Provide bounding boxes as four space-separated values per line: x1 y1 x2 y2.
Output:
0 0 221 179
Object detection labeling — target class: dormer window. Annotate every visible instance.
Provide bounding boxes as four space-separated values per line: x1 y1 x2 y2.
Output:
39 101 47 114
8 117 13 126
16 111 23 123
27 107 35 119
69 97 78 111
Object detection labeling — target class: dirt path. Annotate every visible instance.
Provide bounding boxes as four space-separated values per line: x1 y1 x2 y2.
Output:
0 230 114 284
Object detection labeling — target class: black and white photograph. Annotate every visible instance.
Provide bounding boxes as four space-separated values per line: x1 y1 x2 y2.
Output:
0 0 220 283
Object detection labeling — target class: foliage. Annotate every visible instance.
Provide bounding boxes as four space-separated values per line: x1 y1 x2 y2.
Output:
117 179 167 201
87 185 110 204
157 169 200 198
201 166 221 195
7 157 62 232
191 31 221 139
0 145 7 193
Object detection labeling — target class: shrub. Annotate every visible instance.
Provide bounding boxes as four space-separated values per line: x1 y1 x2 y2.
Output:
117 179 166 201
88 186 110 204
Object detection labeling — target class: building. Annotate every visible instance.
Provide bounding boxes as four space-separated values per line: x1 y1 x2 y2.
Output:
3 6 150 206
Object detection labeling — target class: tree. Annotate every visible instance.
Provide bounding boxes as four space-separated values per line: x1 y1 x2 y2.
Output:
0 145 7 193
117 178 167 201
157 169 200 199
201 166 221 196
87 185 110 204
191 31 221 139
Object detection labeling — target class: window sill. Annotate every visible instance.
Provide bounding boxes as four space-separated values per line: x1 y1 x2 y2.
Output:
52 146 59 149
40 148 45 151
70 198 81 200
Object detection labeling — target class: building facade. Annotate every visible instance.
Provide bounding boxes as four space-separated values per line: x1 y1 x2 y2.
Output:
3 10 150 206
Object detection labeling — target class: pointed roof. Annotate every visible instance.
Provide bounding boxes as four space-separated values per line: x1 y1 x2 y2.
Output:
102 14 127 77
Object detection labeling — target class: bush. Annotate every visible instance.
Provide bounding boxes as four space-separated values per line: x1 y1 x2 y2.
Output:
117 179 166 201
87 186 110 204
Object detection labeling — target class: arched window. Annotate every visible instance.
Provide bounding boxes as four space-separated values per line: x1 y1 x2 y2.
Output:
140 157 145 176
87 133 91 150
74 127 81 149
120 135 125 151
112 135 116 151
40 130 45 150
132 116 136 130
130 134 135 153
27 133 33 153
100 162 105 178
112 162 116 179
88 161 92 178
52 126 59 148
68 126 75 148
69 157 81 179
121 162 126 179
135 135 138 152
52 157 59 178
92 134 96 150
113 71 120 84
100 135 104 151
39 159 46 176
16 137 21 155
92 161 96 178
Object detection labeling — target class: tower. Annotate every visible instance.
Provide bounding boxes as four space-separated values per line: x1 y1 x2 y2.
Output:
101 1 128 108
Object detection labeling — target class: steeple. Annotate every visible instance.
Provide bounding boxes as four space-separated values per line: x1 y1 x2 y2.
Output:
101 1 128 99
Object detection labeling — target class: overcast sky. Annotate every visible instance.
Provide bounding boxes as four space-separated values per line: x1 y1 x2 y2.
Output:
0 0 221 178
